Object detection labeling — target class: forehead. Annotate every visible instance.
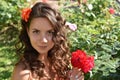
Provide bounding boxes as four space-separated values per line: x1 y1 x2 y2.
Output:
29 17 53 30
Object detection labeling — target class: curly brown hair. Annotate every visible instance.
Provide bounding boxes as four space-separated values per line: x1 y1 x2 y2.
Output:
16 2 71 80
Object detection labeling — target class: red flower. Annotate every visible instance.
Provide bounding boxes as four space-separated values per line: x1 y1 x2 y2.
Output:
71 50 87 68
71 50 94 73
109 8 115 14
21 8 31 22
81 56 94 73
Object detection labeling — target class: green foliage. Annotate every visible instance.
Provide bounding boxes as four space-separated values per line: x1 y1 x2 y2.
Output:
61 0 120 80
0 0 27 45
0 45 16 80
0 0 28 79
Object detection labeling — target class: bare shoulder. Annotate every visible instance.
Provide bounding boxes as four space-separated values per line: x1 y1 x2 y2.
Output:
11 62 31 80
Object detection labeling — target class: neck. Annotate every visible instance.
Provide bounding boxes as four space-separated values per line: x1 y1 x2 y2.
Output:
38 53 49 64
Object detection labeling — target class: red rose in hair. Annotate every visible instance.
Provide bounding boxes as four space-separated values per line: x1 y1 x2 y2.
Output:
21 8 31 22
71 50 94 73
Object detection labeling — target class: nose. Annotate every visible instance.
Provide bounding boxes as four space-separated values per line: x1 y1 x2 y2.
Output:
42 37 48 43
40 36 48 43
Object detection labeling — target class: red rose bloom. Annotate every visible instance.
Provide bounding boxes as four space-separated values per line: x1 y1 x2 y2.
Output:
21 8 31 22
71 50 94 73
81 56 94 73
71 50 86 68
109 8 115 14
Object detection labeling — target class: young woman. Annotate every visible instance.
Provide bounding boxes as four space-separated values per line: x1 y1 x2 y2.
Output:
11 2 84 80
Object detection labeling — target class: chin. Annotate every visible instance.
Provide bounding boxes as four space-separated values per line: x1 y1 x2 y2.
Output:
37 50 48 54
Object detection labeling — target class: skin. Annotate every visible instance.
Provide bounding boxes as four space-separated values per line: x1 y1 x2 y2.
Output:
11 17 84 80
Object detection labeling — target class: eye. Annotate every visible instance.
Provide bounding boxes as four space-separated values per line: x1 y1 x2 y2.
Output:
32 30 40 34
48 30 54 34
47 30 54 36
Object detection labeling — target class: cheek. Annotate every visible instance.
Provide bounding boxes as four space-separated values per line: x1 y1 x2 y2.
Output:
49 40 54 48
29 35 38 44
47 35 53 41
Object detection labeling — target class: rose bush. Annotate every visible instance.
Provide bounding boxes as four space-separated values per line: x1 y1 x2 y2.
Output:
60 0 120 80
0 0 28 79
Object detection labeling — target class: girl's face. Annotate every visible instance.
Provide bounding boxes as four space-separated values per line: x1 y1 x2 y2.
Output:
27 18 54 55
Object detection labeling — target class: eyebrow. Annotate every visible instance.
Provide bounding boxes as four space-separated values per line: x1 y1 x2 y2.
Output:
32 28 54 31
47 29 54 32
32 28 39 30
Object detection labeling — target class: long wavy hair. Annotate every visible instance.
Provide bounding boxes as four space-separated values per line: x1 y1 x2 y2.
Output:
16 2 71 79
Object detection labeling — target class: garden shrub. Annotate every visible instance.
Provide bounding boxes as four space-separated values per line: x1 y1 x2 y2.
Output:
60 0 120 80
0 0 28 79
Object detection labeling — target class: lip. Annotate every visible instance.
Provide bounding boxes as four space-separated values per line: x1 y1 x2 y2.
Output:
38 46 47 48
